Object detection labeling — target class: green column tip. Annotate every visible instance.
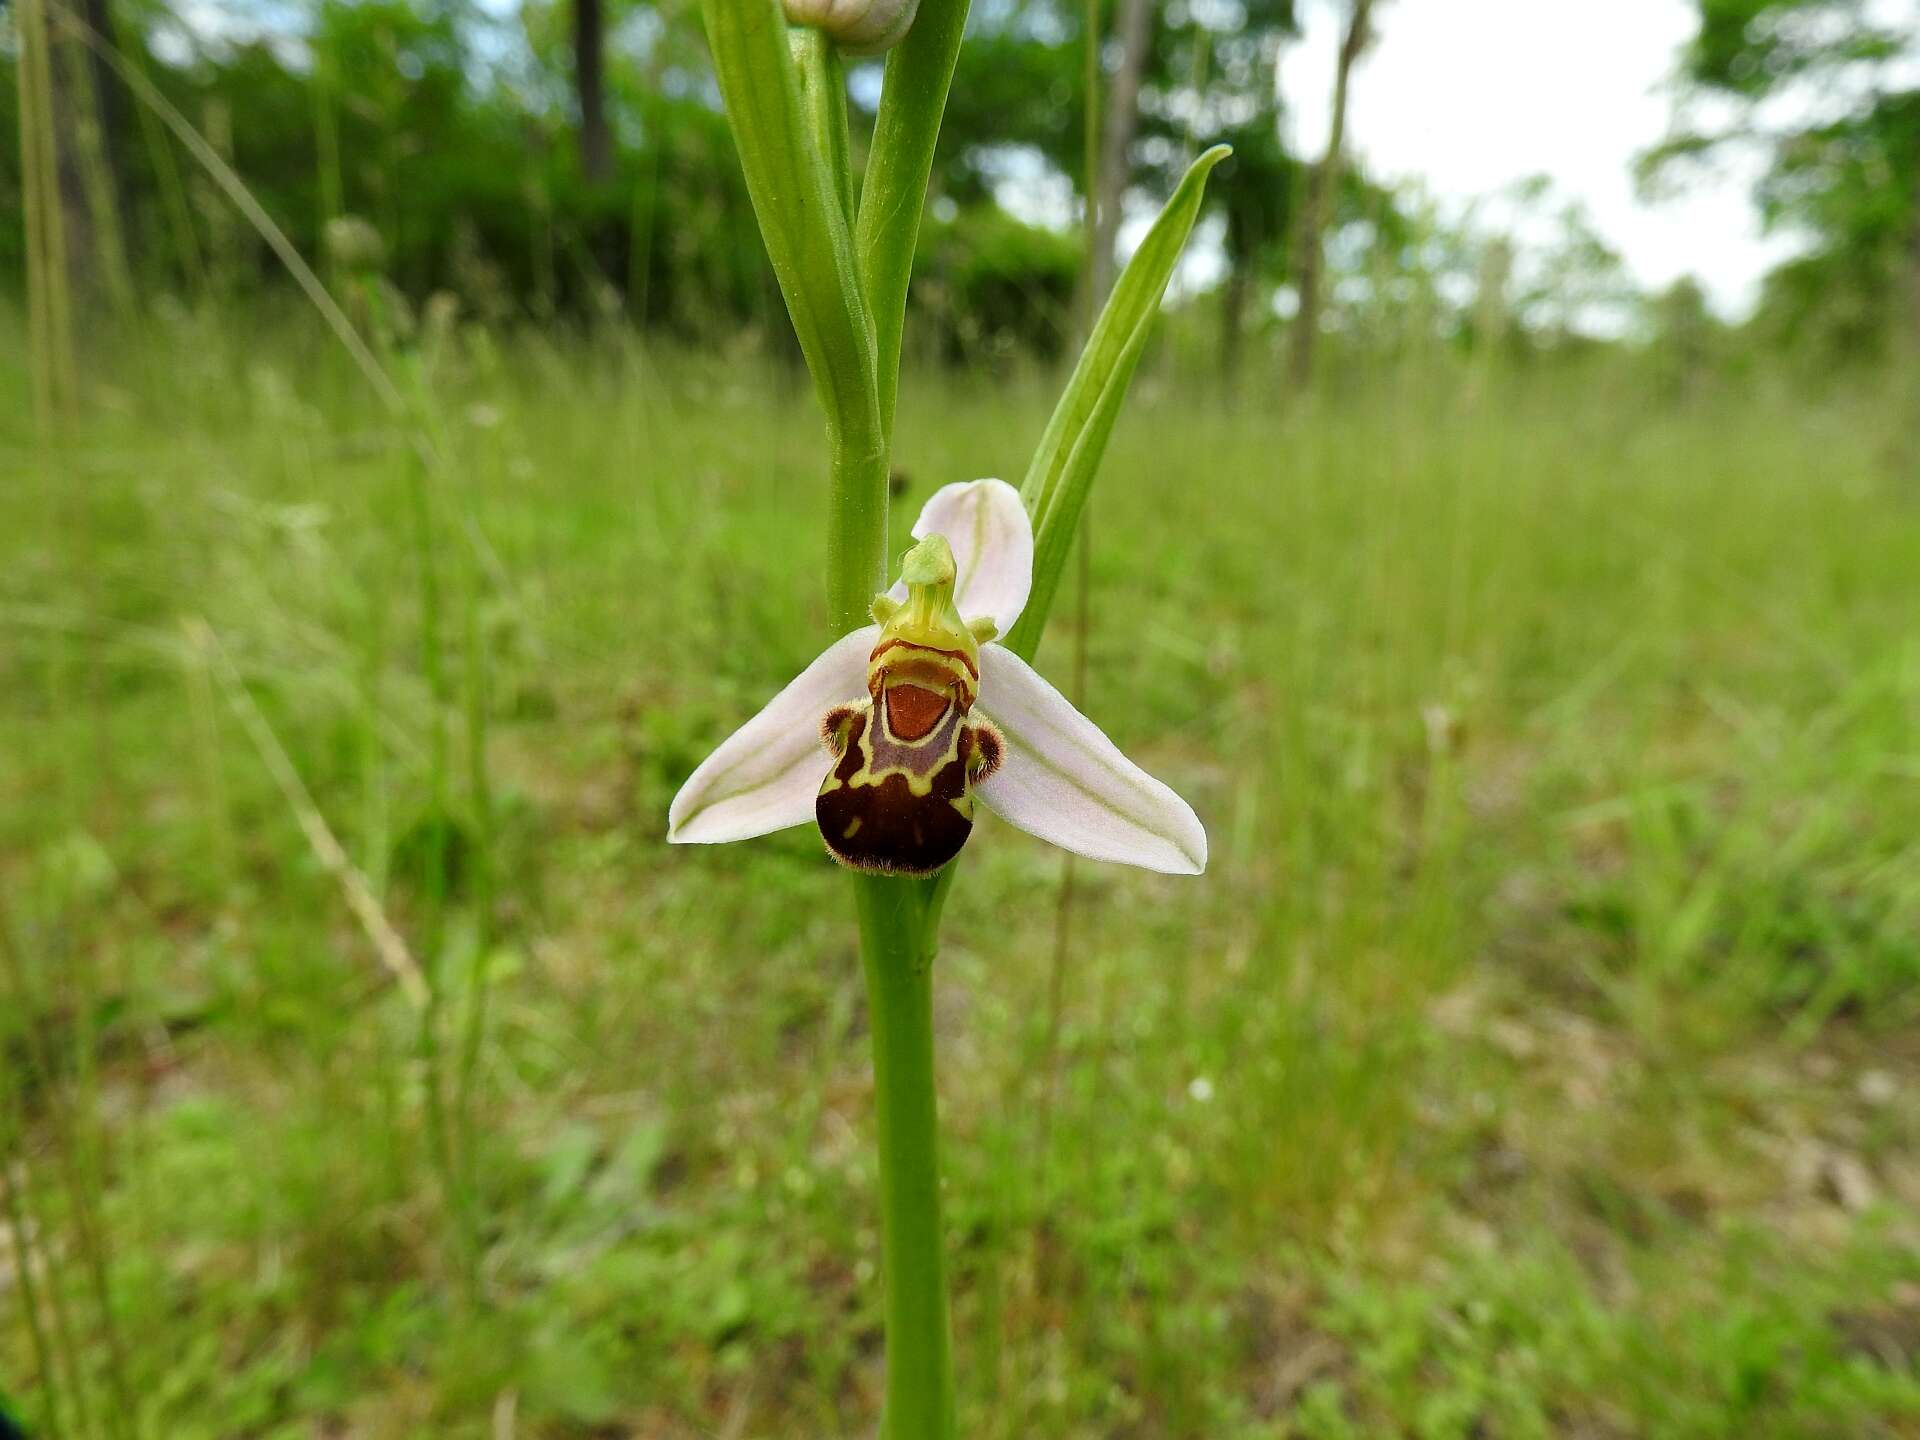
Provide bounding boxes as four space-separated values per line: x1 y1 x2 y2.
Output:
899 534 955 588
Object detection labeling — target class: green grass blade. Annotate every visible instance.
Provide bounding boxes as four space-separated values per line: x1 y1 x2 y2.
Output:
1004 144 1230 662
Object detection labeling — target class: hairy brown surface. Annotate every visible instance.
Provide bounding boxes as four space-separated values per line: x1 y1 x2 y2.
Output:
816 710 972 874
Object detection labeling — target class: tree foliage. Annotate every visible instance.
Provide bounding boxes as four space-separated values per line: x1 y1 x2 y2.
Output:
0 0 1735 370
1646 0 1920 357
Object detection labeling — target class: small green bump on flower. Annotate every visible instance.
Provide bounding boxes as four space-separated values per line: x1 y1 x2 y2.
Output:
967 617 998 645
899 534 955 587
870 594 902 626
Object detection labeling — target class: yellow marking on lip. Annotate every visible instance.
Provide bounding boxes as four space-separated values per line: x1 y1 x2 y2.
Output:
870 637 979 680
870 642 976 710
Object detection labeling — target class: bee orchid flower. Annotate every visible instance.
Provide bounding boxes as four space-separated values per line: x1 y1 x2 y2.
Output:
669 480 1207 876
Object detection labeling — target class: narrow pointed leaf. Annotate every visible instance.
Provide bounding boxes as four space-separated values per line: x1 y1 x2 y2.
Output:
1003 144 1231 662
855 0 973 439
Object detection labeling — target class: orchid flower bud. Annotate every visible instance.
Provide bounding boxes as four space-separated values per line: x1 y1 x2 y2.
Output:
783 0 919 56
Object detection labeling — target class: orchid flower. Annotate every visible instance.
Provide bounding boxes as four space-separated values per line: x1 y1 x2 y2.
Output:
669 479 1207 877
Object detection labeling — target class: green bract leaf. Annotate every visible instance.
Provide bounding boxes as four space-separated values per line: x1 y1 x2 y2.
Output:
700 0 880 454
1003 144 1231 663
855 0 973 440
791 29 856 228
702 0 890 631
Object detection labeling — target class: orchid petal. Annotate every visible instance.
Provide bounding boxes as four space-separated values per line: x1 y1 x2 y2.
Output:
667 626 877 845
887 479 1032 635
974 647 1207 875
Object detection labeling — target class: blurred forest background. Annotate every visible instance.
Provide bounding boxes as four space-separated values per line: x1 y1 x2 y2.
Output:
11 0 1920 376
6 1 1920 1437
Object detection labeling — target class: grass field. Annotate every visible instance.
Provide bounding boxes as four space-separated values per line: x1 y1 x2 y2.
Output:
5 306 1920 1437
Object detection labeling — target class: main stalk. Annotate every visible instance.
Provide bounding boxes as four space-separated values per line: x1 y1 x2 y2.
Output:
854 877 955 1439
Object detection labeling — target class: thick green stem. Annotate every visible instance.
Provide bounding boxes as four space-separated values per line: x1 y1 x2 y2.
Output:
854 877 954 1440
777 5 965 1426
829 414 892 634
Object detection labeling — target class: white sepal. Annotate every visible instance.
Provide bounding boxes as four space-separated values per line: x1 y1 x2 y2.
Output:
973 647 1207 875
888 479 1033 636
667 626 876 845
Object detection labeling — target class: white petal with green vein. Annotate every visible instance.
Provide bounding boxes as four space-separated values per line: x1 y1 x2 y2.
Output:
888 479 1032 634
973 646 1207 875
667 626 876 845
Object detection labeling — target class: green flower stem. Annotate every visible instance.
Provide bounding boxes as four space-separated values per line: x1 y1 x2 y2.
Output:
854 877 954 1440
821 27 956 1418
706 14 1221 1424
710 13 1220 1434
840 12 960 1403
706 0 950 1417
829 427 893 633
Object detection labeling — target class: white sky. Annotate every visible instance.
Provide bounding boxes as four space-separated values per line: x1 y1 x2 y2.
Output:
1278 0 1805 316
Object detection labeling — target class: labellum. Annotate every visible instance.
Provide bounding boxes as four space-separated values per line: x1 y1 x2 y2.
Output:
817 535 1002 875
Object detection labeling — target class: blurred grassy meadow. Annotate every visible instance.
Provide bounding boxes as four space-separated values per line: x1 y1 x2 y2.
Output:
6 288 1920 1437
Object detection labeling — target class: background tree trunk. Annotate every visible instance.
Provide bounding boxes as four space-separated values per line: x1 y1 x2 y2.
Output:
1219 262 1249 386
37 0 132 314
52 37 101 305
80 0 127 225
1084 0 1156 314
1907 207 1920 355
1287 0 1373 392
574 0 613 184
